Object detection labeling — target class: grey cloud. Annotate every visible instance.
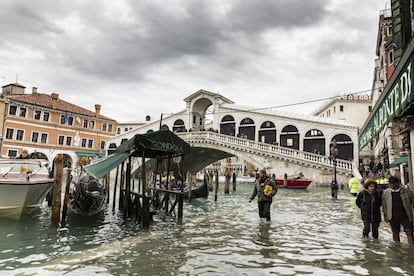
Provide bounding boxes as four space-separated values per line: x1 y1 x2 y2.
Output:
0 2 63 39
228 0 330 32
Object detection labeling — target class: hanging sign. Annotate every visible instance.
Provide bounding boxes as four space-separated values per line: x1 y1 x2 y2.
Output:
359 55 414 150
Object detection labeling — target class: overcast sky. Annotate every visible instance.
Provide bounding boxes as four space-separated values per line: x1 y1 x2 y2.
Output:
0 0 388 122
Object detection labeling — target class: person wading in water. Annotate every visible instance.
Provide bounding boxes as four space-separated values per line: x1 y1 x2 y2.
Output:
248 168 277 221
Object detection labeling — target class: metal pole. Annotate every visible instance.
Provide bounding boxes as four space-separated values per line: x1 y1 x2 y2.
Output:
159 113 163 130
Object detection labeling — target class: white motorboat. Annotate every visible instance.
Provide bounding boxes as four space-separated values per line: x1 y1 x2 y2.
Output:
0 159 53 220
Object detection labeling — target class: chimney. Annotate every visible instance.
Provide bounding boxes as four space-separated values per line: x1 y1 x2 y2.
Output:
32 87 37 94
95 104 101 118
51 93 59 109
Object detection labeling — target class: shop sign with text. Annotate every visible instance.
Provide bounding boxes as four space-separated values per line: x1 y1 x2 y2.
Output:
359 56 414 150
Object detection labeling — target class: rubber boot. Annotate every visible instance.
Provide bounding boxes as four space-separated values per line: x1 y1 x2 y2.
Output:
393 231 400 242
406 232 414 244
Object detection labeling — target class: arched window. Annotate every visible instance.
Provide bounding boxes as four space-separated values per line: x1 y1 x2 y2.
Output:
220 115 236 136
280 125 299 150
239 118 255 140
331 134 353 160
173 119 186 132
258 121 276 144
304 129 325 154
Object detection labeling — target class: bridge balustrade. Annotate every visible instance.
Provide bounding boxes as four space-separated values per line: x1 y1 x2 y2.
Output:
178 131 353 172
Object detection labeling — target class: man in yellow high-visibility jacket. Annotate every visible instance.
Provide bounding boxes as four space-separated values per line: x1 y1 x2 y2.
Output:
349 175 359 196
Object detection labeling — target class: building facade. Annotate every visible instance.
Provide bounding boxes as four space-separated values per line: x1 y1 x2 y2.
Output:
360 1 414 186
0 83 118 167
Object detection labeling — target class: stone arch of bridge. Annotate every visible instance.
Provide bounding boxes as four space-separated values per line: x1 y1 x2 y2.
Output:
190 97 214 131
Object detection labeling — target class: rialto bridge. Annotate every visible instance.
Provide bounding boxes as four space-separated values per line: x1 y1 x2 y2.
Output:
108 90 360 185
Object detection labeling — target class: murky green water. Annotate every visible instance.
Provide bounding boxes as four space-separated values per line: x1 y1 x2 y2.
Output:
1 184 414 275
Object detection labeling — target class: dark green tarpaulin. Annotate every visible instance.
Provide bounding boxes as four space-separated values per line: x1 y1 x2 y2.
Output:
77 152 99 158
85 130 190 179
389 155 409 168
146 146 234 174
85 152 130 179
116 130 190 158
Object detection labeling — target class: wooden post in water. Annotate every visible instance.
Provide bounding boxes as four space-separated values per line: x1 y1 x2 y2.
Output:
106 173 110 204
123 157 131 217
208 171 213 191
177 156 184 223
60 168 72 227
51 154 63 225
186 171 192 202
118 162 125 211
224 169 230 194
232 172 236 192
112 166 119 212
214 170 219 202
142 151 151 228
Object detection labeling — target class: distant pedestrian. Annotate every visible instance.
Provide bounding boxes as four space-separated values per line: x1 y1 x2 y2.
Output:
382 176 414 244
376 174 389 191
248 168 277 221
330 180 339 200
349 175 359 196
356 179 382 239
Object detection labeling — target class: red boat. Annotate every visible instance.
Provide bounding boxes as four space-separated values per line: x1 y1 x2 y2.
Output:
275 178 312 189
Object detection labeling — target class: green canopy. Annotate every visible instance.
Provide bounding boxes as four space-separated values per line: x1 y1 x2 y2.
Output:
389 155 409 168
145 146 234 174
116 130 190 158
85 130 190 179
84 152 130 179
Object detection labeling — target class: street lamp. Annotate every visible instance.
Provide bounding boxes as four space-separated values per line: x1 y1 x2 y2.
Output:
330 139 338 183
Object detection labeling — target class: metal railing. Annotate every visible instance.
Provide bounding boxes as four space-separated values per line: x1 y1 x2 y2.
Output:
177 131 353 172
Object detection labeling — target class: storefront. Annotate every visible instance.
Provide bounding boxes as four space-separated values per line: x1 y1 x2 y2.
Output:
359 38 414 188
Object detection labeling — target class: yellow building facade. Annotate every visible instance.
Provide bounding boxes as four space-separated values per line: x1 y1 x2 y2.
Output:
0 83 118 167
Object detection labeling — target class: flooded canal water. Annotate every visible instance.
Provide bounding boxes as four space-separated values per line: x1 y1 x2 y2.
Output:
1 183 414 275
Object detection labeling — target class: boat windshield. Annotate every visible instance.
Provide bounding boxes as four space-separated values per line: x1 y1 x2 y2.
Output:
0 162 48 175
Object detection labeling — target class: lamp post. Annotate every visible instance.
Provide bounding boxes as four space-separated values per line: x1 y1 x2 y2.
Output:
330 139 338 183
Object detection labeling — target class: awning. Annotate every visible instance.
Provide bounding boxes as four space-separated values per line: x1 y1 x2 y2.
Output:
76 152 105 158
389 155 409 168
84 152 130 179
76 152 98 158
116 129 190 157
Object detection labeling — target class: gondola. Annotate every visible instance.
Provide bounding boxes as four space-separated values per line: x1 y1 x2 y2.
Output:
69 171 107 216
182 180 209 199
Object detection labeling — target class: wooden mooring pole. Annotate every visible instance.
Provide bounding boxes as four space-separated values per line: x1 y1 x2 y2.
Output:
51 154 63 225
232 172 236 192
224 169 230 194
60 168 72 227
118 162 125 211
214 170 219 202
208 171 213 191
112 166 119 212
